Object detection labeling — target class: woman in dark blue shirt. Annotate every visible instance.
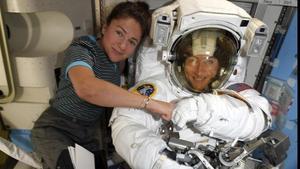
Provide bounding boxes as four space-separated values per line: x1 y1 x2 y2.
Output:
31 2 173 169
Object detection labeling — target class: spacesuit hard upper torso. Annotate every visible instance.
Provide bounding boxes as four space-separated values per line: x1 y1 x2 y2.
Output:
110 71 272 169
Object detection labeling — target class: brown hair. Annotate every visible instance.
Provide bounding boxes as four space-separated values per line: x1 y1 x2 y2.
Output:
106 1 151 44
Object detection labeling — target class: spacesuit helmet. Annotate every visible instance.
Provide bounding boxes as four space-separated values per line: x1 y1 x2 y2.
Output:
170 28 238 93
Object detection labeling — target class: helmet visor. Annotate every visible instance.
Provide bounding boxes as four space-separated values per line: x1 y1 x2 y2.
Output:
171 28 238 93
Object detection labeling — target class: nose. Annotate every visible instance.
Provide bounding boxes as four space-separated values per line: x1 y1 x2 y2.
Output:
118 38 127 51
196 63 208 76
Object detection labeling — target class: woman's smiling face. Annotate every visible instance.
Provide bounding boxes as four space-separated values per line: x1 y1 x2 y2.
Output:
184 54 219 91
101 17 142 62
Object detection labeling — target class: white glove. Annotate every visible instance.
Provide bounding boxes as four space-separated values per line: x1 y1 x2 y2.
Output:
172 97 198 128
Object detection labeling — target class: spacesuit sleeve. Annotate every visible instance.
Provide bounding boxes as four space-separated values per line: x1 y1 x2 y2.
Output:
191 83 272 141
110 79 190 169
111 109 193 169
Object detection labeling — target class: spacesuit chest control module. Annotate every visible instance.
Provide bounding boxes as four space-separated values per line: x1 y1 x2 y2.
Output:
159 121 290 169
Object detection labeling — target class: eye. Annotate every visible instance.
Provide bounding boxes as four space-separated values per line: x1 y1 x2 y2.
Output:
116 30 124 38
204 58 217 65
128 39 137 47
206 59 214 64
186 57 198 66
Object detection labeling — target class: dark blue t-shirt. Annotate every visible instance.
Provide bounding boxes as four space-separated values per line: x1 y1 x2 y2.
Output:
51 35 120 121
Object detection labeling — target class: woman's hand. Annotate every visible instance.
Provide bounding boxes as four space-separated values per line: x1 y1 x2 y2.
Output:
146 99 175 121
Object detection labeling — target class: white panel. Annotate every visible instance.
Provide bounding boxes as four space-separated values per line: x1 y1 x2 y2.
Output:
1 102 48 129
231 1 253 14
14 56 56 87
245 5 283 86
15 87 53 103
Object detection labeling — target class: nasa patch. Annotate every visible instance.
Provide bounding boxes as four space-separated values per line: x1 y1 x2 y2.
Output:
133 83 156 97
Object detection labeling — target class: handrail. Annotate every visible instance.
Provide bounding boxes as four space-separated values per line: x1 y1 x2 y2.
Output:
0 6 15 103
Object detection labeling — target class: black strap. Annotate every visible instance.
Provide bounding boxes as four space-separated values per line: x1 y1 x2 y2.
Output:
160 148 177 161
56 149 74 169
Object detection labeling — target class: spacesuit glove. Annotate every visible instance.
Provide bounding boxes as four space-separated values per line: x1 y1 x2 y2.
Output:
172 97 198 129
154 154 193 169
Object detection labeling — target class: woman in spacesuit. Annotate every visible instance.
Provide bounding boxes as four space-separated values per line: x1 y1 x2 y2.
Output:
109 0 274 168
109 27 272 169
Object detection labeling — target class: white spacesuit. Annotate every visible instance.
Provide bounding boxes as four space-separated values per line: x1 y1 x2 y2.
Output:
110 0 273 168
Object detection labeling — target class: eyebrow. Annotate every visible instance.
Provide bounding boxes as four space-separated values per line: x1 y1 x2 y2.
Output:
117 25 139 43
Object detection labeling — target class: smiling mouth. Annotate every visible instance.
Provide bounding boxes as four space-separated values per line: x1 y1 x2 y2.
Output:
112 47 124 55
193 76 205 81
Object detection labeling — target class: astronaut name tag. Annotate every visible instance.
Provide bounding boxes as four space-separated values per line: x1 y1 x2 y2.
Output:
133 83 156 97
